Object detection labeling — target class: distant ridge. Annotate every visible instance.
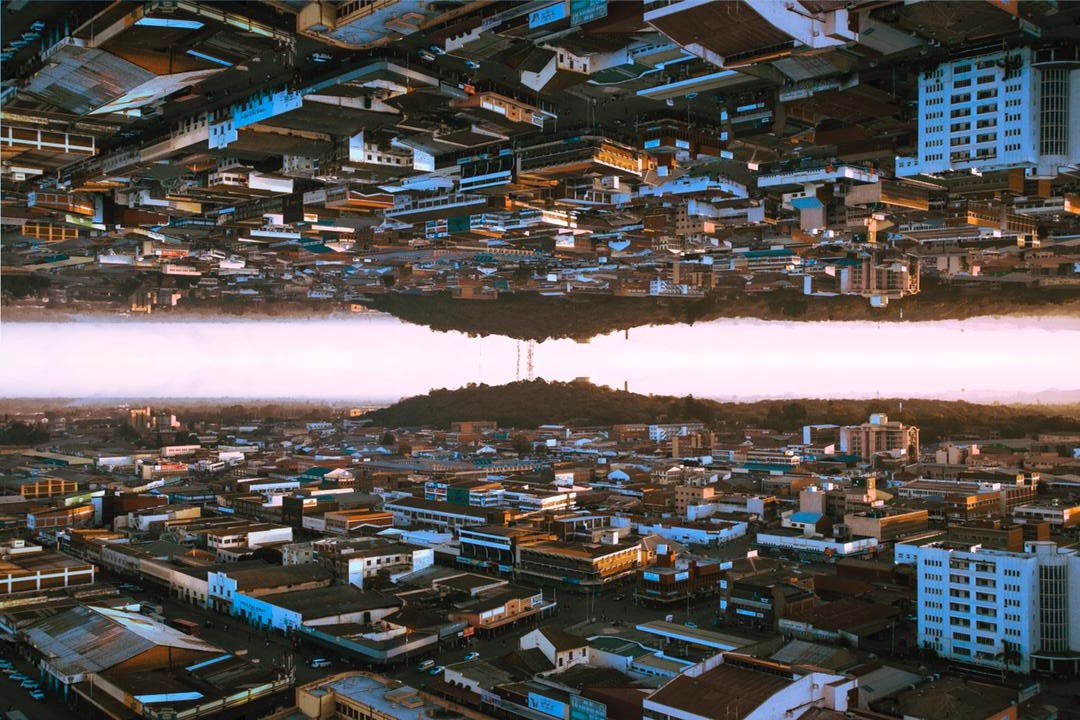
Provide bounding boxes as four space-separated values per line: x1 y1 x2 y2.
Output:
362 379 1080 441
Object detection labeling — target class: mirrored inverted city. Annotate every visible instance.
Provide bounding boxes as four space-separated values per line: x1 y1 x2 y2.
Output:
1 1 1079 720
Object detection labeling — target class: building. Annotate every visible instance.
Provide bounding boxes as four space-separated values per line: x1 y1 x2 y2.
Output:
897 47 1080 180
675 485 714 515
22 604 289 716
449 584 553 637
519 626 590 672
1012 501 1080 529
424 479 505 508
456 525 556 576
638 550 723 605
517 534 644 591
323 509 394 535
313 536 433 587
204 562 333 612
883 675 1032 720
383 496 500 529
843 509 929 542
0 540 96 594
232 585 401 632
840 414 919 461
642 653 856 720
27 504 95 531
947 521 1025 553
0 475 79 498
202 522 293 560
755 528 879 561
636 519 747 547
721 563 816 629
897 539 1080 674
279 672 449 720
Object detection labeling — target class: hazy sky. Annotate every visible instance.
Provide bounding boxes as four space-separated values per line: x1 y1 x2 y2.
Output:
2 315 1078 402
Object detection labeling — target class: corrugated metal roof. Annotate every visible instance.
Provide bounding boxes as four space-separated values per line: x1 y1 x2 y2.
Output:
24 44 153 115
24 605 218 678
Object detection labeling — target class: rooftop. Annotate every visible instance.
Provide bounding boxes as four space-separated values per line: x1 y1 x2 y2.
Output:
255 585 401 617
646 660 795 719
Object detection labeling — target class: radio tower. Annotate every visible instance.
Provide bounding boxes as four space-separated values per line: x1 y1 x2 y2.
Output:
516 342 521 381
526 340 536 380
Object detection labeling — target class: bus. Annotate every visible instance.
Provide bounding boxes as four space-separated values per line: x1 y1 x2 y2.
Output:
170 618 201 637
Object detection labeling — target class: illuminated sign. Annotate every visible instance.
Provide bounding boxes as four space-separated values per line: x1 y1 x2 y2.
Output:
570 695 607 720
528 692 567 719
529 3 567 28
570 0 607 25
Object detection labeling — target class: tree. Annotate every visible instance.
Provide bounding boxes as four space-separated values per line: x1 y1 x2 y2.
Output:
379 432 396 446
780 402 808 426
0 421 49 445
510 434 532 456
115 424 142 443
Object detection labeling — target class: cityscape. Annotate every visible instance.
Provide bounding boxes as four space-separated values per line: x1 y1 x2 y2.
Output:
1 2 1080 720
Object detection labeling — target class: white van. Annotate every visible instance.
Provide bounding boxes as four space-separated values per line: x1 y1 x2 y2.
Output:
310 658 332 669
416 659 436 671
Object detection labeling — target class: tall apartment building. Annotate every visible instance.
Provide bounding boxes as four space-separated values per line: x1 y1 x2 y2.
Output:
896 47 1080 179
840 413 919 460
897 540 1080 675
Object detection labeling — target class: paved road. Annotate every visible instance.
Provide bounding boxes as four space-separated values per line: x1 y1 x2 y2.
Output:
0 646 71 720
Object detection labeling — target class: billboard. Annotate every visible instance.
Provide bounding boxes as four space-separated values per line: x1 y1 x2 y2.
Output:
570 0 607 25
528 692 567 719
570 695 607 720
529 2 567 28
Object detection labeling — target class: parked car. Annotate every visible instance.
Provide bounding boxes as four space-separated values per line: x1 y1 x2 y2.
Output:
310 658 332 669
20 680 39 689
464 59 480 70
429 45 446 55
464 651 480 661
417 659 436 671
684 621 698 629
418 50 437 62
9 672 27 682
29 689 45 700
428 665 445 676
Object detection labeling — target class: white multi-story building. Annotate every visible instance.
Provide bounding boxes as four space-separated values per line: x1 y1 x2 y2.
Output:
896 540 1080 675
896 47 1080 180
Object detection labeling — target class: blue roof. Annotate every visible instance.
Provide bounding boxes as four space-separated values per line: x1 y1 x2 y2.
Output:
742 462 795 472
790 512 823 524
743 249 794 258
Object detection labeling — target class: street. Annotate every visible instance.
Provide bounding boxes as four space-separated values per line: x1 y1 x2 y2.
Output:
0 645 73 720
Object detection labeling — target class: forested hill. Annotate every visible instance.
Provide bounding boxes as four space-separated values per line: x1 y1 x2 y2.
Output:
364 282 1080 342
363 380 1080 442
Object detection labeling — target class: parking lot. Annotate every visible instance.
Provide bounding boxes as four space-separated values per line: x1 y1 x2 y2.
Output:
8 569 744 715
0 648 69 720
